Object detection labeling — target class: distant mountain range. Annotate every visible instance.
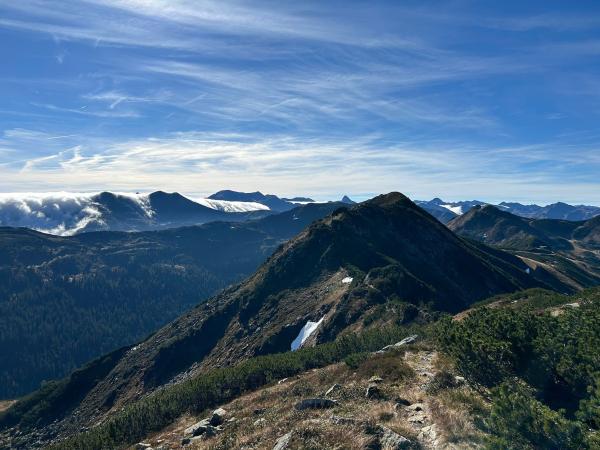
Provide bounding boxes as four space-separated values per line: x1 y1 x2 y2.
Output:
0 191 356 235
416 198 600 223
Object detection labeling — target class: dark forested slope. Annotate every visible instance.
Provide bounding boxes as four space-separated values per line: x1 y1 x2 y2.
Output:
0 202 344 399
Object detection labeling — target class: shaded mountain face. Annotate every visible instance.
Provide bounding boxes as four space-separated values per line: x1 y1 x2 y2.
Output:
4 193 565 445
448 205 600 289
208 190 296 212
0 191 271 235
0 202 345 400
447 205 575 251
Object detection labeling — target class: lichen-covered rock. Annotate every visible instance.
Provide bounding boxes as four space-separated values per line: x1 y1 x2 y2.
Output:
184 418 211 436
295 398 338 410
379 426 411 449
273 432 292 450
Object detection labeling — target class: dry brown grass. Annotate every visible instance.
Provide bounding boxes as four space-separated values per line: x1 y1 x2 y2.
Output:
426 390 488 446
135 350 488 450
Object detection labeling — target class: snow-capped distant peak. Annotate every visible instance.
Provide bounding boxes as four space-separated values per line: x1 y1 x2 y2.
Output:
441 204 463 215
194 198 270 212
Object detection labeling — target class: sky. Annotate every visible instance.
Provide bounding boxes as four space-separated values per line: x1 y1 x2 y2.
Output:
1 1 600 204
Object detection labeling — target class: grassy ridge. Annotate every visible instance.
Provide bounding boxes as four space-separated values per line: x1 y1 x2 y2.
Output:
49 326 418 450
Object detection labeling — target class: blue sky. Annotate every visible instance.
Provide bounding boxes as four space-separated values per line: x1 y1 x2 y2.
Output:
1 1 600 204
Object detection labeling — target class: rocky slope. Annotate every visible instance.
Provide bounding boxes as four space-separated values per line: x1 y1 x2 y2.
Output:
132 339 487 450
0 192 565 448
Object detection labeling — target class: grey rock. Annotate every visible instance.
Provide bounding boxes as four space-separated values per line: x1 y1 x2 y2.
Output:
379 426 411 449
273 432 292 450
254 418 267 427
379 335 419 353
210 408 227 426
184 418 210 436
366 383 384 400
368 376 384 384
295 398 338 410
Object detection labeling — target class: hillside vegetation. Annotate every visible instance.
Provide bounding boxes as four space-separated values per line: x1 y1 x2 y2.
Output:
5 288 596 450
0 202 343 398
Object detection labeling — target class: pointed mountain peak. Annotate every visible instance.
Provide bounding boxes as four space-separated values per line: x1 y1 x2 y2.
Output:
340 195 356 204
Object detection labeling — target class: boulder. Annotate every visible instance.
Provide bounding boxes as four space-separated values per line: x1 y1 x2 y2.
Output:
366 383 384 400
210 408 227 426
368 376 384 384
184 418 210 436
379 426 411 449
295 398 338 410
273 432 292 450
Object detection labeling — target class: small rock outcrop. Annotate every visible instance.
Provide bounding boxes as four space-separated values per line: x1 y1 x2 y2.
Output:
210 408 227 426
294 398 338 410
366 383 384 399
184 418 211 436
378 335 419 353
273 432 292 450
379 426 412 449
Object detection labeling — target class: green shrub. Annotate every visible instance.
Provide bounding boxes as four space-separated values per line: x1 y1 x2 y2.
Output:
344 352 370 369
486 381 586 450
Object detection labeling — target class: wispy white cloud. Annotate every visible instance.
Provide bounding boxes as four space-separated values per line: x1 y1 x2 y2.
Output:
1 130 598 205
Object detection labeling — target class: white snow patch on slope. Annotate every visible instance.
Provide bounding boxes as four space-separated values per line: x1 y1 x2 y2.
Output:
291 316 324 351
342 277 353 284
194 198 270 212
441 204 463 215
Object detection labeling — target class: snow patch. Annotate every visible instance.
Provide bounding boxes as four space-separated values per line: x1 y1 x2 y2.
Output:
194 198 270 212
441 204 463 215
342 277 353 284
291 316 324 351
525 267 531 274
